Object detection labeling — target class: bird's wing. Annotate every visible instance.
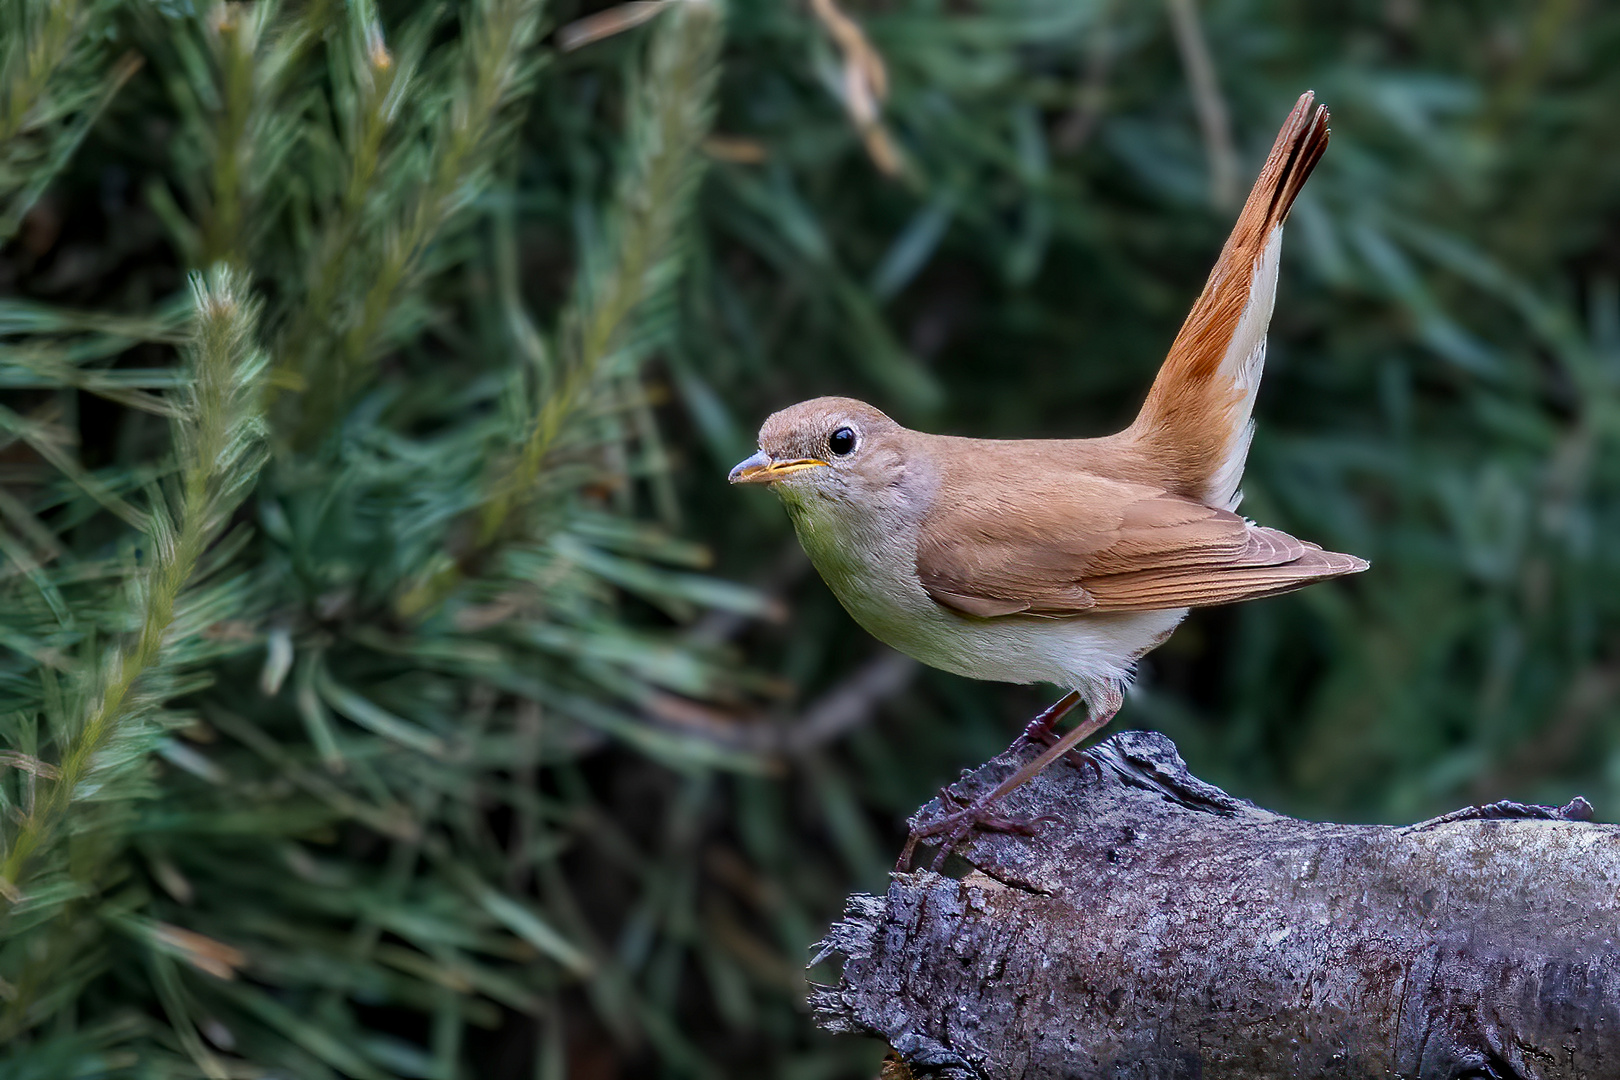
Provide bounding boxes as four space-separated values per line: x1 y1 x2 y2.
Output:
914 469 1365 617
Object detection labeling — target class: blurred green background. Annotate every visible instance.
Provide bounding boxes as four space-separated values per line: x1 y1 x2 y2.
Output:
2 0 1618 1076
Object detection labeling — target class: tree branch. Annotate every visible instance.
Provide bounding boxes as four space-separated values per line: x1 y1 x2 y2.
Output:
811 730 1612 1079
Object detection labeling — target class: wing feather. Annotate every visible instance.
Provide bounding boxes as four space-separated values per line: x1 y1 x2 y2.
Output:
914 463 1366 618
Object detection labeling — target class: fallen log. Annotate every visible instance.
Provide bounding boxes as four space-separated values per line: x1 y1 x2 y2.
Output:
809 731 1615 1079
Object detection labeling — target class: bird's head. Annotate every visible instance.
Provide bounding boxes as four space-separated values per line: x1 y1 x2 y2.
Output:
728 397 908 506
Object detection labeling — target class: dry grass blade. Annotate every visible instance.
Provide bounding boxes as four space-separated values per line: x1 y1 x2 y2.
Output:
1165 0 1238 208
557 1 668 52
808 0 902 176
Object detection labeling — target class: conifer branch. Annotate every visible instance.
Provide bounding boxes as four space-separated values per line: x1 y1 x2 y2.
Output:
287 0 547 444
264 6 410 400
0 268 269 903
183 0 331 267
342 19 401 218
199 5 258 265
501 0 720 510
0 0 86 144
0 0 137 240
400 0 722 616
2 2 1618 1074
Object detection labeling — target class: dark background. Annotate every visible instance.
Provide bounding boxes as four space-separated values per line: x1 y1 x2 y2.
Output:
3 0 1619 1076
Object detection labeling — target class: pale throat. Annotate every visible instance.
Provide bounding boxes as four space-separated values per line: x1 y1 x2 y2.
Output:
775 483 932 643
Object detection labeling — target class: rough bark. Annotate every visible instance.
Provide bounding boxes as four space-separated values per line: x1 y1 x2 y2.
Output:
809 730 1618 1080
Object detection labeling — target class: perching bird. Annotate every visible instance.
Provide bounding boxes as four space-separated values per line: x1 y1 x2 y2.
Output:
729 92 1365 866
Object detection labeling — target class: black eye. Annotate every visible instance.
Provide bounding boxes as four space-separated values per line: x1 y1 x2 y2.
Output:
828 426 857 456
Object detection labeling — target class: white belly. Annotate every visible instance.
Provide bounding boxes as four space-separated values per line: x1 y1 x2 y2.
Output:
784 492 1187 693
838 572 1186 693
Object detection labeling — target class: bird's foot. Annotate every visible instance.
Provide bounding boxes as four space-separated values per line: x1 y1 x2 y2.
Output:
895 685 1122 872
896 786 1060 872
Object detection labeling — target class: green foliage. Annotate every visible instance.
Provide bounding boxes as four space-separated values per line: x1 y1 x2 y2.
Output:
2 0 1620 1076
0 266 269 1036
690 0 1620 824
0 0 138 242
1 0 772 1074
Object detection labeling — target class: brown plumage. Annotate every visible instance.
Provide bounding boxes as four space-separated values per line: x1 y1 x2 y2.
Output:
1126 91 1330 504
906 92 1349 620
913 434 1365 618
729 92 1363 868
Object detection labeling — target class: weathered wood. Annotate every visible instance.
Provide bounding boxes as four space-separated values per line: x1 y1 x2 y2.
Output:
810 731 1617 1080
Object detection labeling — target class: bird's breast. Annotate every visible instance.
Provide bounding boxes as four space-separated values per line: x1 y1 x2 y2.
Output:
782 488 933 650
779 487 1186 691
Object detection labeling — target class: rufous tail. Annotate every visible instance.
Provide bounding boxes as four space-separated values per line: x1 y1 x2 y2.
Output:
1126 91 1330 510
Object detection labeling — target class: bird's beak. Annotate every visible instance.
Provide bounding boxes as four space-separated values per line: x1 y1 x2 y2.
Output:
728 450 828 484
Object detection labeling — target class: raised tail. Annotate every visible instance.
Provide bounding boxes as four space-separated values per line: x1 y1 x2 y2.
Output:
1126 91 1330 511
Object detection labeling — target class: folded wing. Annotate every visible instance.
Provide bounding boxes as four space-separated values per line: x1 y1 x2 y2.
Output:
914 468 1366 618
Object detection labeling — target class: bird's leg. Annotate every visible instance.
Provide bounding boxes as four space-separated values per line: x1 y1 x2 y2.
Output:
904 691 1081 862
1017 691 1106 777
897 684 1123 872
1010 690 1082 749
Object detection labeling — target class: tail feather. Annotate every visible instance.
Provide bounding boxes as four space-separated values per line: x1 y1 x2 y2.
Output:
1126 91 1330 510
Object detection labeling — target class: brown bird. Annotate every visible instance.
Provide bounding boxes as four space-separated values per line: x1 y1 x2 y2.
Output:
729 92 1365 867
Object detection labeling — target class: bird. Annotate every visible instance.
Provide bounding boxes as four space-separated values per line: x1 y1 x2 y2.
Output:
728 92 1365 868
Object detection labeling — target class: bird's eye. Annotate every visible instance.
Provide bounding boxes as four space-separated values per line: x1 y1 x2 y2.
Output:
828 426 857 456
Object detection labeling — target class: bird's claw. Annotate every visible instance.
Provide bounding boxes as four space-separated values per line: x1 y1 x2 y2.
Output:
894 692 1104 871
894 790 1062 872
